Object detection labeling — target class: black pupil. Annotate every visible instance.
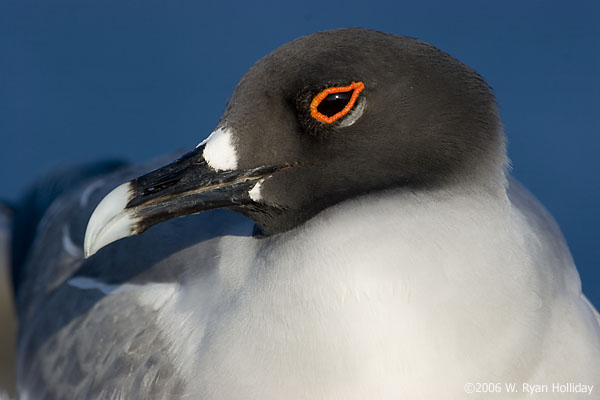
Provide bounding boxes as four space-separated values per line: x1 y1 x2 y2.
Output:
317 90 354 117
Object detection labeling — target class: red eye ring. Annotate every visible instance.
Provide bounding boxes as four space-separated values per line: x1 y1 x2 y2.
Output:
310 81 365 124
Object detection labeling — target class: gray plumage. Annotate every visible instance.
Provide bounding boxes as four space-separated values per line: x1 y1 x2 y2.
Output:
10 28 600 399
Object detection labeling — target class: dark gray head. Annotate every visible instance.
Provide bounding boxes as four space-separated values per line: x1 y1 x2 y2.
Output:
84 28 505 256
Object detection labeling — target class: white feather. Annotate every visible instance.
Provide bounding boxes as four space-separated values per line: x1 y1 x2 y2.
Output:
248 179 264 202
133 180 599 399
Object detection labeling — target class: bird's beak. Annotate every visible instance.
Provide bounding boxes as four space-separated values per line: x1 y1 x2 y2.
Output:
83 144 283 258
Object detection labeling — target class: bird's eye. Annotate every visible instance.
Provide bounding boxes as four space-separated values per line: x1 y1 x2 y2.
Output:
310 82 365 124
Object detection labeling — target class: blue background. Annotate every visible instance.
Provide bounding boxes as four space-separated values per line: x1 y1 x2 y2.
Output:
1 1 598 306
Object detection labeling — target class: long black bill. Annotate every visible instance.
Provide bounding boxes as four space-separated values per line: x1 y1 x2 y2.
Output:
83 145 283 257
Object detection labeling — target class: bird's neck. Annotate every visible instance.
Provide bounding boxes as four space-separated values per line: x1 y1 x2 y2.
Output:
174 181 559 398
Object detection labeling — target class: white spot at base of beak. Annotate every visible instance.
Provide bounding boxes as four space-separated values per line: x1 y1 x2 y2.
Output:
249 179 265 202
84 182 139 258
201 126 239 171
195 131 214 148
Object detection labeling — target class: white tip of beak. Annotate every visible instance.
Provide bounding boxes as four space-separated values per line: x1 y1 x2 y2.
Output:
84 182 138 258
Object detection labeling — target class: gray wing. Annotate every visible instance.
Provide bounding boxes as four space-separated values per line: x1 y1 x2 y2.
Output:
0 205 17 397
14 157 254 399
507 177 600 325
